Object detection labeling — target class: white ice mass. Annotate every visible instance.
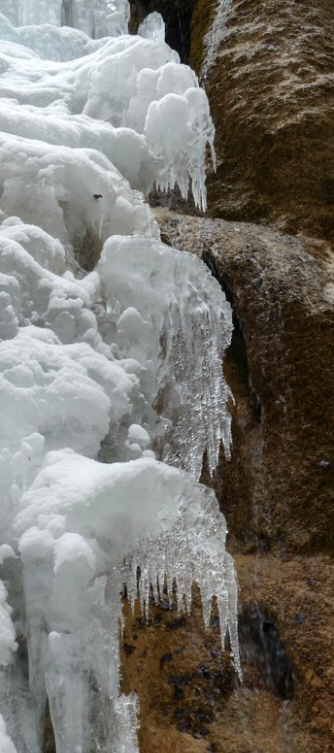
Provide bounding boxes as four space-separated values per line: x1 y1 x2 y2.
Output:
0 2 240 752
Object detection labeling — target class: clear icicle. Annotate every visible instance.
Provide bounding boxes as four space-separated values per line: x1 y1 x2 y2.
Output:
4 455 242 752
120 480 241 680
100 235 233 479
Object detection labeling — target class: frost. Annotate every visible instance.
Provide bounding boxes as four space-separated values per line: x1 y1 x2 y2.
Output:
0 3 239 752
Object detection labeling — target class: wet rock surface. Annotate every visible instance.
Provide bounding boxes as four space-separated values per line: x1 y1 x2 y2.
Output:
238 606 294 700
121 554 334 752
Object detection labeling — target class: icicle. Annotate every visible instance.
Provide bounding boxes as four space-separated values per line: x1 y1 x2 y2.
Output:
120 477 241 679
100 235 233 479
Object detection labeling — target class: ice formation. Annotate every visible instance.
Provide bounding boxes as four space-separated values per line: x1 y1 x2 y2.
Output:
0 3 215 207
0 2 239 752
138 12 165 44
201 0 232 85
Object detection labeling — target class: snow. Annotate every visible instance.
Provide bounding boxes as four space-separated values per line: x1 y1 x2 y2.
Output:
127 423 150 447
0 717 17 753
0 18 215 207
0 3 239 752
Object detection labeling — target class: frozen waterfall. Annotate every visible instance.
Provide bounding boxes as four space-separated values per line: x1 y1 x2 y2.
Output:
0 2 240 752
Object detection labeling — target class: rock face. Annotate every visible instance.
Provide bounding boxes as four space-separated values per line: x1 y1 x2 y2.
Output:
157 212 334 555
120 211 334 753
189 0 334 242
127 3 334 752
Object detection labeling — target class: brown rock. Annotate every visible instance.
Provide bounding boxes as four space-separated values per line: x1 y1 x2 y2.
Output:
121 554 334 753
189 0 334 241
118 210 334 753
155 210 334 554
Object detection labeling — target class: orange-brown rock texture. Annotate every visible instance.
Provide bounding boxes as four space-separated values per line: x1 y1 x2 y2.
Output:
121 3 334 753
118 209 334 752
156 213 334 555
147 211 334 752
189 0 334 241
121 552 334 753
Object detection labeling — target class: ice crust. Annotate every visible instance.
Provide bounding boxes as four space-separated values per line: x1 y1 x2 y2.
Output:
0 3 239 752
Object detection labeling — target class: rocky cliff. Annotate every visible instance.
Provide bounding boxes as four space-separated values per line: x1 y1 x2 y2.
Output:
190 0 334 241
122 2 334 752
152 211 334 752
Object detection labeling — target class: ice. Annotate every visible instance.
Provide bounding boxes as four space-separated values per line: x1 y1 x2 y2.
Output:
68 0 130 39
0 134 154 248
145 86 215 209
99 235 232 476
0 99 159 192
10 453 240 752
138 12 165 43
201 0 232 84
0 24 214 206
0 581 18 752
0 3 240 752
0 582 16 665
0 0 130 39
